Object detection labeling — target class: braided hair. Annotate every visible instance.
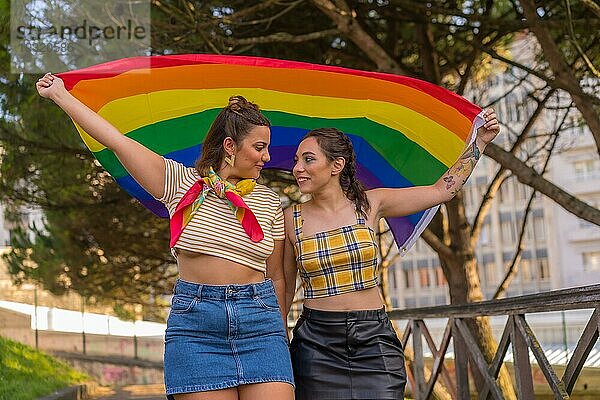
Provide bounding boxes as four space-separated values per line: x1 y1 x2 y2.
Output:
195 96 271 175
303 128 371 218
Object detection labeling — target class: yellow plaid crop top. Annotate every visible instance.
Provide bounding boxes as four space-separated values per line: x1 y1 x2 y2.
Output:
292 204 379 298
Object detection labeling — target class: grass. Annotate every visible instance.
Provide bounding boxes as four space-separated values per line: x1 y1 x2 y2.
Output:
0 335 89 400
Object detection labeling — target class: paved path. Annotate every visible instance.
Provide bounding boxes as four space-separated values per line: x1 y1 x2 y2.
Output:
94 384 165 400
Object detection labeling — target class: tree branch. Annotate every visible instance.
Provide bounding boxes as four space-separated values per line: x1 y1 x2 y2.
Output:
471 89 554 246
230 0 304 27
229 29 338 45
520 0 600 153
0 127 85 156
222 0 282 23
465 38 600 107
492 190 533 299
421 227 456 262
456 0 495 95
310 0 410 75
493 125 560 299
416 23 441 83
485 142 600 226
565 0 600 78
581 0 600 19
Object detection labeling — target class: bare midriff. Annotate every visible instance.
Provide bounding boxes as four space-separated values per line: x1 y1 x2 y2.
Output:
176 250 265 285
303 286 385 311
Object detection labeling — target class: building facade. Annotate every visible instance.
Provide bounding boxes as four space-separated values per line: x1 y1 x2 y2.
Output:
388 38 600 308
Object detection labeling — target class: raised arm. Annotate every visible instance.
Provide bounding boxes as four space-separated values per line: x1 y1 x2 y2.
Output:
36 73 166 199
369 108 499 219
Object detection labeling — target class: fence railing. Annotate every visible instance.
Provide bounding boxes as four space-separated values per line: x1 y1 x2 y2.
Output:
388 284 600 400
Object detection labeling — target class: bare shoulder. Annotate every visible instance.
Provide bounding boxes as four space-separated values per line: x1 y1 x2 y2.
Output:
283 203 300 224
366 188 384 216
366 188 383 202
283 205 294 219
283 205 296 238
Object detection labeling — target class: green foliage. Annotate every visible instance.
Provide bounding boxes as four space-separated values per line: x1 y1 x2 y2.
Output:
0 335 89 400
0 74 175 317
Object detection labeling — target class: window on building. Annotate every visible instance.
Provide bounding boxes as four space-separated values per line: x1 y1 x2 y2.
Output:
501 220 515 242
499 183 510 204
464 186 473 209
414 238 423 252
533 217 545 241
404 269 414 288
419 297 432 307
469 184 485 209
480 223 491 245
520 259 533 282
524 221 533 240
485 262 497 285
583 252 600 272
574 159 600 182
419 267 431 288
515 182 529 201
434 267 447 287
471 186 480 209
537 258 550 280
391 269 397 289
476 184 487 203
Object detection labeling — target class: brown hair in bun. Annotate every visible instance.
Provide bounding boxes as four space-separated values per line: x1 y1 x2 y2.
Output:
195 95 271 175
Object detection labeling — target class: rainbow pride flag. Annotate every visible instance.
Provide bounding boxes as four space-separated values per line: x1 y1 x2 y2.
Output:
58 54 484 254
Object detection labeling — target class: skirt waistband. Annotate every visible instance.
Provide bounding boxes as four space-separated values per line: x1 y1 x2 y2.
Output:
173 278 274 299
301 306 387 322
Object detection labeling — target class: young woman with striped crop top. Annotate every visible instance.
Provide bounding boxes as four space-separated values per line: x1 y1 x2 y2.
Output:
37 73 294 400
283 110 499 400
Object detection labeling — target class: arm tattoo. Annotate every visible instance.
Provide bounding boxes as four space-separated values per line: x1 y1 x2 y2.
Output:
442 140 481 196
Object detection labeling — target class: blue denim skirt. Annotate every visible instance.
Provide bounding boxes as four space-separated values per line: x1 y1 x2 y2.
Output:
164 278 294 398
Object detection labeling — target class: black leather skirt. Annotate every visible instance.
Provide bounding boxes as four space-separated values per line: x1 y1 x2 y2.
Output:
290 307 406 400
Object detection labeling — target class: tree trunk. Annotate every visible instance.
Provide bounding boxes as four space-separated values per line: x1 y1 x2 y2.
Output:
437 195 517 399
379 227 452 400
442 254 517 399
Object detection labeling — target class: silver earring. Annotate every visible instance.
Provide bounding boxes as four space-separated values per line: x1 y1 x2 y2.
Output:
225 154 235 166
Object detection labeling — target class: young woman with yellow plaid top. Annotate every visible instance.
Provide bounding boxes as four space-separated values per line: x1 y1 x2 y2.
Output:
283 109 499 400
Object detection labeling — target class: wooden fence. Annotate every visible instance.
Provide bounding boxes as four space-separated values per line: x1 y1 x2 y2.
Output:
388 284 600 399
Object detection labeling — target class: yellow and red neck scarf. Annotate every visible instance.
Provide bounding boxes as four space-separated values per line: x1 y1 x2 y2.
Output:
170 168 263 247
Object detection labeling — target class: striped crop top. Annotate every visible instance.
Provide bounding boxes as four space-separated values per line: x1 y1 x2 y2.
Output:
156 158 285 274
292 204 379 298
